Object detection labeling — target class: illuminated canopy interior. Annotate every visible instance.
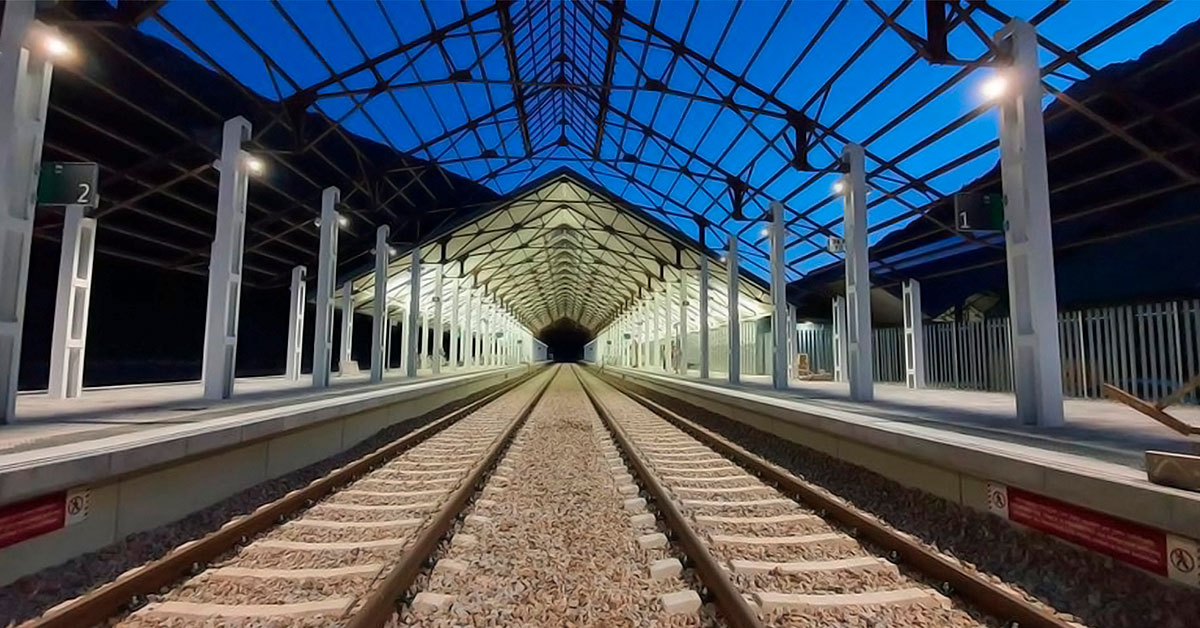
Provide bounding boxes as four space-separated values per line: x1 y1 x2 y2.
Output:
347 170 772 333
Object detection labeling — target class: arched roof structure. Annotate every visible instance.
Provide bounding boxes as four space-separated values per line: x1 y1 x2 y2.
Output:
347 169 772 333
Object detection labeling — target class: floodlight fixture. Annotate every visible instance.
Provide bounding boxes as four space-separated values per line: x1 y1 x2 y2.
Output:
981 74 1009 100
42 32 73 60
244 156 266 176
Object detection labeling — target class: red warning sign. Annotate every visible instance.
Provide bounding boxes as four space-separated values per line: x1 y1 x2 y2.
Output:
1004 485 1168 575
0 492 67 549
0 487 91 549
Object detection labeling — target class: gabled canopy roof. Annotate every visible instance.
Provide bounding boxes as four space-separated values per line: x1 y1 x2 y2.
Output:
348 169 771 332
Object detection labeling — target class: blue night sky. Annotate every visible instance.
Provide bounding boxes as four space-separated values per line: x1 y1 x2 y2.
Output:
136 0 1200 280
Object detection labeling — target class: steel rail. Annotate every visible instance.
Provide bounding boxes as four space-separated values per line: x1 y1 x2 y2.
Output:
573 367 766 628
601 371 1076 628
20 368 544 628
345 364 557 627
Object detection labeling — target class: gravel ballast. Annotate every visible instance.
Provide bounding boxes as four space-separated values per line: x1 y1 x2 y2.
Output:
587 372 994 627
105 375 548 628
397 366 716 628
613 373 1200 628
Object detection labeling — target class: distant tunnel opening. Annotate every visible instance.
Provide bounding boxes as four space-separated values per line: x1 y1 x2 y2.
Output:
537 318 592 362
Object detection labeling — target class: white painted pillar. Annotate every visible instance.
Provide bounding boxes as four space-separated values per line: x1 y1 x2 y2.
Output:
0 2 53 421
463 286 475 368
311 187 340 389
903 279 926 389
769 201 788 390
201 117 253 401
727 237 741 384
788 304 798 380
842 143 873 402
677 269 687 375
285 266 306 381
370 225 388 383
449 274 460 371
663 282 673 372
415 312 426 371
339 281 353 375
404 249 420 377
699 256 710 379
997 19 1064 427
832 296 847 383
431 264 443 375
48 205 96 399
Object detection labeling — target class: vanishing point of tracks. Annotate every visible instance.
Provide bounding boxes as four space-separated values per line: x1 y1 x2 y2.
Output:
19 364 1078 628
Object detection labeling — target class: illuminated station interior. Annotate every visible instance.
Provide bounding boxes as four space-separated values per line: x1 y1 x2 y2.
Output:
1 2 1199 628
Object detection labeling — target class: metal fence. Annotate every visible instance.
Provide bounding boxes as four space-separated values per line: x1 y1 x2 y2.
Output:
795 298 1200 404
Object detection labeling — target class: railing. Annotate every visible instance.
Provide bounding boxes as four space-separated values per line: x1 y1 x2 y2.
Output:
796 298 1200 405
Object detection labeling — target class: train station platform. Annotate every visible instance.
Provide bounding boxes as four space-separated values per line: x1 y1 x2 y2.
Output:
619 369 1199 467
601 366 1200 546
0 366 534 584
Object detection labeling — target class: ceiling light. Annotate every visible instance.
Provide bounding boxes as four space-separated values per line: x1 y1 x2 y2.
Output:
337 214 350 228
981 74 1008 100
42 33 73 60
832 180 845 194
244 156 265 176
760 227 770 238
388 246 398 256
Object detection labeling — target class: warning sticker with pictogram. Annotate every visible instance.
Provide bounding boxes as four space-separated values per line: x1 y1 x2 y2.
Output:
0 486 92 549
1167 535 1199 588
986 482 1009 517
65 488 90 525
985 481 1199 589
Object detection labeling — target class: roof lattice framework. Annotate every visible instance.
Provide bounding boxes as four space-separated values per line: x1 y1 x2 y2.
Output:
39 1 1200 298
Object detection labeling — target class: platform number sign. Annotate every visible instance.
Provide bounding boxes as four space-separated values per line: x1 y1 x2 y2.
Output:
37 162 99 209
953 192 1004 233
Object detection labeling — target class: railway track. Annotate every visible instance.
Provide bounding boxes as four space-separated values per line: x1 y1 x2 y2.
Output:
20 368 554 628
578 367 1077 628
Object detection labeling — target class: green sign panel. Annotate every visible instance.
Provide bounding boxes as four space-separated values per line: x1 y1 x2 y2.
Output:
37 162 99 208
954 192 1005 233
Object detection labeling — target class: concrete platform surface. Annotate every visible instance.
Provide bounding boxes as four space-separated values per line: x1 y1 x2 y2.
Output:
606 366 1200 541
641 369 1199 468
2 368 483 454
0 366 523 505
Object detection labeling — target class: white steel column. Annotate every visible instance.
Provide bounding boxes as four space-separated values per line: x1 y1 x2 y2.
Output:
677 270 687 374
842 143 874 402
463 286 475 368
0 2 53 421
699 256 710 379
431 264 443 375
769 201 788 390
832 296 847 383
997 19 1064 426
903 279 926 389
201 117 253 401
48 205 96 399
663 283 673 372
339 281 353 375
370 226 388 383
404 250 421 377
726 238 741 384
449 274 460 371
415 312 425 371
657 292 667 372
788 304 798 380
285 266 306 381
311 187 340 389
